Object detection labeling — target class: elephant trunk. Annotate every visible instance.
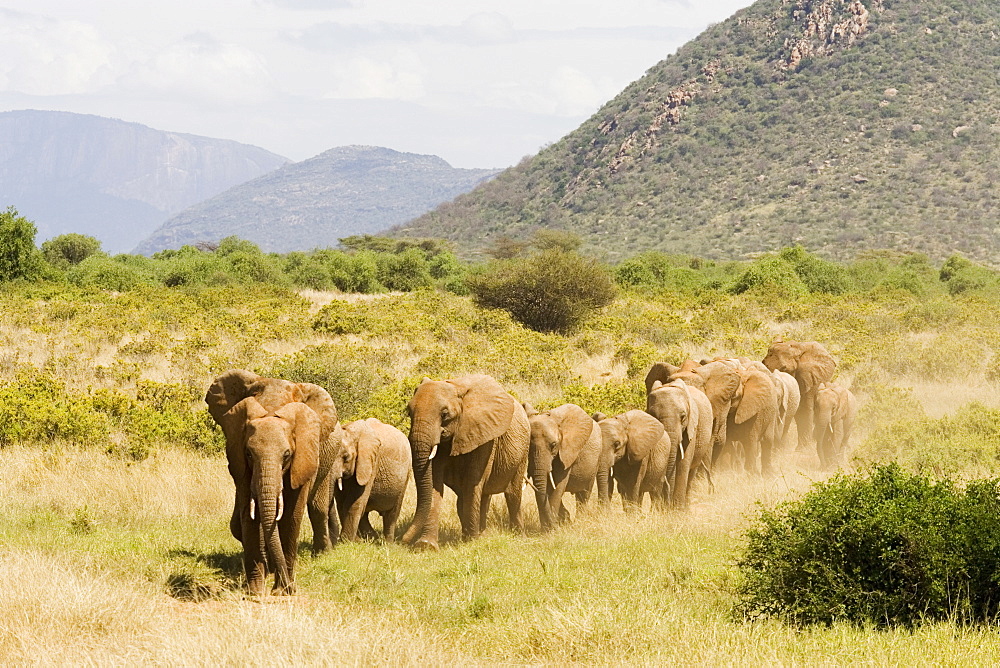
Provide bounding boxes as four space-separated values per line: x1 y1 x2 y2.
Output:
533 465 555 531
402 421 440 548
254 463 291 594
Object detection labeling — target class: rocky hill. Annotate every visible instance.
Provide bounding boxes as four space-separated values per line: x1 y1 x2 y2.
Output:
400 0 1000 264
0 110 289 253
135 146 499 254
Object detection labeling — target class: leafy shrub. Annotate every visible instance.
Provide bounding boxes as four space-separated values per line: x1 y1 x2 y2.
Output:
264 344 383 421
777 246 852 294
736 464 1000 627
560 380 644 418
67 255 153 291
467 249 617 333
729 256 808 299
41 233 102 268
0 206 41 282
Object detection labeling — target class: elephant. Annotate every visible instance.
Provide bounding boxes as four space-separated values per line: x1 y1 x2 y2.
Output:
770 369 801 448
205 370 342 596
335 418 411 542
646 379 713 508
595 410 671 510
401 374 529 550
591 412 617 503
762 340 836 450
814 383 858 469
524 402 603 531
656 360 742 467
727 366 781 476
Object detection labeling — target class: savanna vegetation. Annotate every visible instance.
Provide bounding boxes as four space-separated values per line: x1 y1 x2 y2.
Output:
404 0 1000 265
5 214 1000 662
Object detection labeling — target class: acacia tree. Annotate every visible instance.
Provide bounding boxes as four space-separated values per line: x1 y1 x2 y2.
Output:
0 207 39 281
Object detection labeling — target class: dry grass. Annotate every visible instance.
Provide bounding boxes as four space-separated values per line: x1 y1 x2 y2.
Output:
3 446 1000 665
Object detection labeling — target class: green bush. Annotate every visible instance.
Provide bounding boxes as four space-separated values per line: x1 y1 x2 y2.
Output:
263 344 382 421
68 255 153 291
467 249 617 333
0 206 41 282
736 464 1000 627
41 233 102 268
729 256 808 299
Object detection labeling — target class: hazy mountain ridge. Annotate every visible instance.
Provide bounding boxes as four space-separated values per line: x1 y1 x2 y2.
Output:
400 0 1000 264
0 110 289 252
135 146 500 254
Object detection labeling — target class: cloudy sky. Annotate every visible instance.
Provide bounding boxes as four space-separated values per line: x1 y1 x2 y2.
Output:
0 1 752 168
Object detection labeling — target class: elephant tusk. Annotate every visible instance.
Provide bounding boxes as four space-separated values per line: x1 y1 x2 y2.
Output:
249 498 256 521
428 444 438 459
523 476 538 492
549 471 556 489
337 477 343 491
276 493 284 522
679 442 685 460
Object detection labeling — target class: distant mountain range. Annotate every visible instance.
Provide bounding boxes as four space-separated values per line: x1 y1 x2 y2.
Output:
400 0 1000 264
135 146 500 254
0 110 289 253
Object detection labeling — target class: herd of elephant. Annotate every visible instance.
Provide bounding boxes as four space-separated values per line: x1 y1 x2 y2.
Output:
204 339 857 596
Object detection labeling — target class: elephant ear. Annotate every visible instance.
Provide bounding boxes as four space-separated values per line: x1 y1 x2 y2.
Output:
799 343 837 391
551 404 594 468
623 410 665 462
697 362 740 415
222 397 268 481
735 371 773 424
645 362 679 394
206 369 259 442
276 402 321 489
449 374 516 456
296 382 339 444
354 419 381 487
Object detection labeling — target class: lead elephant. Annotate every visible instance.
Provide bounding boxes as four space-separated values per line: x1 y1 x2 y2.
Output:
335 418 410 542
524 402 603 531
646 379 713 508
205 370 342 596
762 340 836 449
814 382 857 469
402 374 529 550
596 410 671 510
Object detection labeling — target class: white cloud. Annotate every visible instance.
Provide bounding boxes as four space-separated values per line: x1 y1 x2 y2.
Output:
323 48 425 100
459 12 515 44
549 66 603 116
120 33 274 103
0 10 115 95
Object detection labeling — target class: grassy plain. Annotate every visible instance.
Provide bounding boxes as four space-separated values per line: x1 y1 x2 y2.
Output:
3 275 1000 664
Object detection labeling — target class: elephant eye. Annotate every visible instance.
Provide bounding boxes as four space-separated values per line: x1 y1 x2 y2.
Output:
283 450 291 462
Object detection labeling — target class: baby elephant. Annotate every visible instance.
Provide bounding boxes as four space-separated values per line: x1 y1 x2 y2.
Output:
335 418 411 542
814 383 857 469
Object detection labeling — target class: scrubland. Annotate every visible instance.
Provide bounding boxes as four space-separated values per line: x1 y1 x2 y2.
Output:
4 248 1000 664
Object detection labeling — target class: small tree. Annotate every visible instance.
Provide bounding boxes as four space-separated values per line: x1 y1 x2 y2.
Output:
41 233 102 268
0 206 39 281
467 248 617 333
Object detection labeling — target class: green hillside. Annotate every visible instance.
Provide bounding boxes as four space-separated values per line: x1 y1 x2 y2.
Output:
400 0 1000 263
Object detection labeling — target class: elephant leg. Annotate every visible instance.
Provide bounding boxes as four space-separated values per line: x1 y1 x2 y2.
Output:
478 494 492 535
503 486 524 534
358 512 378 540
240 509 267 597
337 483 371 542
307 474 335 554
575 489 592 515
383 495 404 542
276 484 309 595
796 393 816 450
457 446 493 540
401 455 446 549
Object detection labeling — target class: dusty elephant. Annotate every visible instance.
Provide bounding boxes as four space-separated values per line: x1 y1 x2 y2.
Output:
335 418 411 542
524 402 603 531
762 340 836 449
814 382 858 469
596 410 671 510
402 374 529 550
657 360 742 467
770 369 801 448
205 370 342 596
728 366 780 476
646 379 713 508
